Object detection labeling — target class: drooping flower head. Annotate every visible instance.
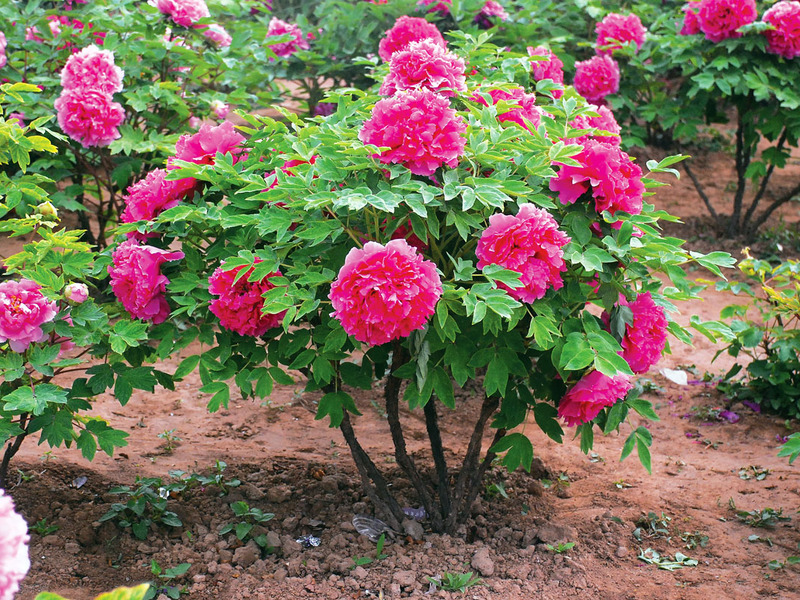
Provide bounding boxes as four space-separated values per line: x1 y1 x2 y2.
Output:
0 32 7 69
60 45 123 94
108 240 184 324
155 0 211 28
417 0 451 15
208 260 286 337
121 169 194 238
378 16 446 62
763 1 800 59
619 292 668 374
696 0 757 43
266 17 309 58
473 87 542 131
0 489 30 600
680 1 702 35
527 45 564 98
54 88 124 148
203 23 232 47
359 88 466 176
595 13 647 54
550 139 644 217
476 204 570 303
330 239 442 346
379 38 466 97
558 370 633 426
0 279 58 352
474 1 510 29
573 55 620 104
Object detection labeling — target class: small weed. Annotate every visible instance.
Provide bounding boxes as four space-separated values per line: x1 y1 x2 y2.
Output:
638 548 698 571
680 531 709 550
701 439 723 450
484 481 509 499
634 378 666 395
541 472 570 491
748 534 773 547
157 429 182 453
738 466 771 481
143 560 191 600
729 499 791 528
588 451 605 463
350 533 388 569
613 479 634 489
427 571 483 593
99 477 183 540
218 501 275 551
169 460 241 496
546 542 575 554
16 469 35 483
767 557 800 571
633 512 672 542
31 518 59 536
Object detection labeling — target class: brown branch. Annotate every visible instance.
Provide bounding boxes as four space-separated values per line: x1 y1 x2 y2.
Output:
0 413 29 489
424 398 451 521
682 160 719 222
458 428 506 526
747 181 800 238
743 127 789 229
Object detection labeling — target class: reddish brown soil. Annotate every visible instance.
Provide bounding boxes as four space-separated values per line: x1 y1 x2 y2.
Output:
4 148 800 600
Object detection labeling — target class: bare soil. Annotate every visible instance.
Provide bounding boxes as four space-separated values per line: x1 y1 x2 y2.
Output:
4 148 800 600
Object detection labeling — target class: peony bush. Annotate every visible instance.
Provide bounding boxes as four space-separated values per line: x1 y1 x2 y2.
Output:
97 24 733 534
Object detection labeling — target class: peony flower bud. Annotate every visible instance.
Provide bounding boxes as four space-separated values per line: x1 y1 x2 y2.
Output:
36 201 59 221
64 282 89 304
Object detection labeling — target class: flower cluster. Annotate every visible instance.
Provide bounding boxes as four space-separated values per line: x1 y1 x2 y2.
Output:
208 261 286 337
527 45 564 98
60 45 123 95
0 489 29 600
476 204 570 303
763 1 800 59
120 169 194 238
266 17 309 58
108 241 184 324
680 1 702 35
56 45 124 147
379 39 466 97
0 279 58 352
474 87 542 131
474 1 510 29
378 16 446 62
155 0 210 28
550 139 644 217
573 54 620 104
595 13 646 54
696 0 757 43
359 88 466 176
167 120 246 188
619 292 668 373
330 239 442 346
558 371 633 426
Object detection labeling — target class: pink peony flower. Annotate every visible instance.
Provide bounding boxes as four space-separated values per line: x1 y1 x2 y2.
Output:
379 39 466 97
208 260 286 337
168 120 245 171
573 55 620 104
595 13 647 54
121 169 194 238
680 2 702 35
696 0 757 43
558 370 633 426
568 104 621 145
527 45 564 98
330 239 442 346
60 45 123 95
0 32 7 69
210 99 230 119
476 204 570 303
0 489 29 600
155 0 211 28
266 17 309 58
550 139 644 217
359 88 466 176
473 87 542 131
203 23 232 47
417 0 451 15
378 16 447 62
108 240 184 324
54 88 124 148
619 292 668 374
64 282 89 303
474 0 509 29
0 279 58 352
763 1 800 59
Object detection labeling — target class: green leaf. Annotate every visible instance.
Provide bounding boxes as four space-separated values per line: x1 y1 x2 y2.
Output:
628 398 660 422
174 355 200 379
200 382 230 412
315 391 361 428
431 367 455 409
3 384 67 416
533 402 563 443
490 432 534 472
